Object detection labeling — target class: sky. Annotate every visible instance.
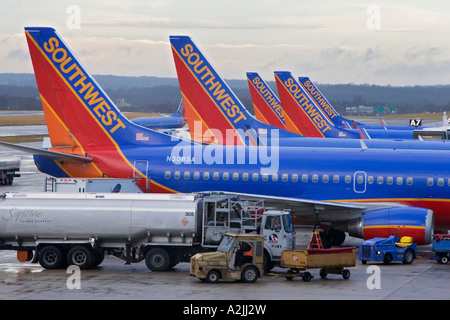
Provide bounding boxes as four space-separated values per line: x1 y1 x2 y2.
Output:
1 0 450 86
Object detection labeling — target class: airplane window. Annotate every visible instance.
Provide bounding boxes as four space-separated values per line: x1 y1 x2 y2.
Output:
243 173 249 181
333 175 339 183
438 178 444 186
184 171 190 179
164 171 171 179
448 178 450 186
223 172 229 181
357 175 364 184
193 172 200 180
282 174 288 182
302 174 308 182
367 176 374 184
377 176 383 184
427 178 434 186
203 172 209 180
406 177 413 185
213 172 219 180
232 172 239 181
323 175 329 183
292 174 298 182
252 173 259 181
312 174 318 183
262 173 268 181
396 177 403 185
345 175 351 183
387 176 393 185
174 171 180 179
272 174 278 182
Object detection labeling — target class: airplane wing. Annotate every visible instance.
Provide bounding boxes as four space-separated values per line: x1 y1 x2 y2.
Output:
0 141 93 164
202 191 369 222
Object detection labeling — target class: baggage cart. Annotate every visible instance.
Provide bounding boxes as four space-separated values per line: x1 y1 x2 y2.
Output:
278 247 356 281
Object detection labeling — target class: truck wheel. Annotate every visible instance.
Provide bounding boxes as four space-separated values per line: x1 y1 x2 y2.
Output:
67 246 93 269
38 246 63 269
440 255 449 264
302 272 312 282
91 250 105 267
383 253 393 265
145 248 170 271
263 251 274 273
206 270 220 283
242 266 259 283
402 249 415 264
342 269 351 279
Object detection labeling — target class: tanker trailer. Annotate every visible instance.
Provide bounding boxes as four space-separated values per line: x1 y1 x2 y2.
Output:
0 192 294 271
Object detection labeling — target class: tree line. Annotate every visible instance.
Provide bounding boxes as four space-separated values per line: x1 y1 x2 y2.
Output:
1 74 450 115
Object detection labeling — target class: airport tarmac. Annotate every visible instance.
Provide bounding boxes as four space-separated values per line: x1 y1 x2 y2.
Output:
0 131 448 303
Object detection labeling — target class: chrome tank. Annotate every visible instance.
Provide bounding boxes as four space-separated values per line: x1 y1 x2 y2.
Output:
0 193 201 246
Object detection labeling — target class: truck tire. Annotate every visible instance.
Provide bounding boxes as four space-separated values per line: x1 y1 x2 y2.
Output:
145 248 171 271
242 266 259 283
383 253 393 265
439 254 449 264
206 270 220 283
302 271 312 282
263 251 274 273
67 246 93 269
91 250 105 267
342 269 351 279
38 245 63 269
402 249 415 264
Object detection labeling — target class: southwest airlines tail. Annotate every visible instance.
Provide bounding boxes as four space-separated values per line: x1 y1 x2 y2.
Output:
298 77 353 128
274 71 362 139
298 77 418 132
246 72 287 130
25 27 176 179
170 36 300 146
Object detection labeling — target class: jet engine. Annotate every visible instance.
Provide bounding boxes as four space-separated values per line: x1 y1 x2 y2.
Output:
347 206 434 245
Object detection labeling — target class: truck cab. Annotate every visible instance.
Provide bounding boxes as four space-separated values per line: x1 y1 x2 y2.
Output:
201 196 295 270
190 233 265 283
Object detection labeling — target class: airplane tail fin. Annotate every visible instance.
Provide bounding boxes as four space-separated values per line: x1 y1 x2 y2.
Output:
172 99 187 126
246 72 287 130
172 99 185 118
274 71 360 139
298 77 354 128
170 35 280 146
25 27 177 178
25 27 173 147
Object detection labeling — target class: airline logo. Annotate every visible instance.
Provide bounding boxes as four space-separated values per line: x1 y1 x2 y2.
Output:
276 72 331 135
171 36 247 126
247 73 286 126
27 28 126 136
298 77 339 123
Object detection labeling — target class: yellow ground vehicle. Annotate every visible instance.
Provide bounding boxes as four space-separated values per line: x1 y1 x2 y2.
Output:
190 233 265 283
266 231 356 281
279 247 356 281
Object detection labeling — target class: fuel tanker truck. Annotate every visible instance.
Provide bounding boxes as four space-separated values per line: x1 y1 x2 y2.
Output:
0 192 295 271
